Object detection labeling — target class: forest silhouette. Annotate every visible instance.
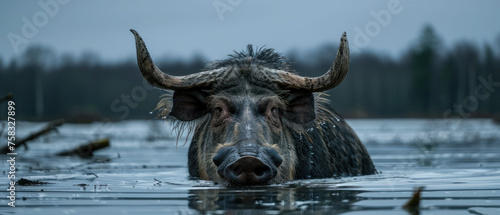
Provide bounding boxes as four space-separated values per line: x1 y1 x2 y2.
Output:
1 25 499 122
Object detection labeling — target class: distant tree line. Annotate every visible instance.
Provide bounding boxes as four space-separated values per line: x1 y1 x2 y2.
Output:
1 25 499 121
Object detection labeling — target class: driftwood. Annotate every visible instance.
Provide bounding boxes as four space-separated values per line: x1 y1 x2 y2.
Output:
1 118 64 153
403 186 424 215
56 138 110 157
0 92 13 104
17 178 50 186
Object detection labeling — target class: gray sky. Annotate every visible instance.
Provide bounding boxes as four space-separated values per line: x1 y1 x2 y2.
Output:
1 0 499 64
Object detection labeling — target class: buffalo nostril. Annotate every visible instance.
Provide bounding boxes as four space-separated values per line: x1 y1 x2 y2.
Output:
233 164 242 175
254 166 267 177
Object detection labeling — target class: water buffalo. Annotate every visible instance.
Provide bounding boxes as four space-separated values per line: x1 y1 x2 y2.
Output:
131 29 376 186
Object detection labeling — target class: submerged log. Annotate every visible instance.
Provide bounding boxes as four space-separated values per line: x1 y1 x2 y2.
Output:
56 138 110 158
1 119 64 153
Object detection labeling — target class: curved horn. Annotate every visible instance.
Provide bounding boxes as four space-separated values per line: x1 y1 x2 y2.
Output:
270 32 350 92
130 29 219 90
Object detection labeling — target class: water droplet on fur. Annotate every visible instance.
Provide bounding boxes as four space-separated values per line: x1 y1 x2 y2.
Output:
149 112 153 115
307 128 314 132
161 116 167 119
335 117 340 122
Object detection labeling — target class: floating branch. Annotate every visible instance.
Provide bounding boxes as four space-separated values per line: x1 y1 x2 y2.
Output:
0 118 64 153
56 138 110 158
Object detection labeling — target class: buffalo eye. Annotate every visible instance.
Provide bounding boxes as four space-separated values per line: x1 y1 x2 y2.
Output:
258 98 283 128
215 107 223 115
212 106 225 122
213 107 224 120
211 98 233 126
270 107 279 118
265 105 281 128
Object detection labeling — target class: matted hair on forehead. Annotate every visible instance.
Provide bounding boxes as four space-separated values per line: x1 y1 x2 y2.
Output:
206 44 292 72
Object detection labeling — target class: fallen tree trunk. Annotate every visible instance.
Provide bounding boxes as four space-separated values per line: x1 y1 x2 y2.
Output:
56 138 110 158
1 118 64 154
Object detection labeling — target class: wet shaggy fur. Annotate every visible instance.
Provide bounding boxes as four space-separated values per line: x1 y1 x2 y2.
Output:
207 45 291 72
155 45 376 183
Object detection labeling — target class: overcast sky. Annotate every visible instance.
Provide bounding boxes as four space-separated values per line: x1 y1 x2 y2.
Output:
1 0 499 64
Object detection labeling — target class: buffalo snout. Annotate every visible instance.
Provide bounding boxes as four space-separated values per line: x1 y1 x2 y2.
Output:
213 146 282 185
226 156 273 185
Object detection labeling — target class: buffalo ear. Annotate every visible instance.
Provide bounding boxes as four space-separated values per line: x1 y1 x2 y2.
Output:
170 90 208 121
283 92 316 123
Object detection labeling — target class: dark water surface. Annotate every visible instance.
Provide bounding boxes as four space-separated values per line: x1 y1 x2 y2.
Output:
1 119 499 214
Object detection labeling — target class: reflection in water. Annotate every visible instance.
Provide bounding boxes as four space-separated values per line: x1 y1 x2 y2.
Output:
188 186 363 213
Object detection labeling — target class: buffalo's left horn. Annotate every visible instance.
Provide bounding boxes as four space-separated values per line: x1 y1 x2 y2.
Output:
269 32 350 92
131 29 219 90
